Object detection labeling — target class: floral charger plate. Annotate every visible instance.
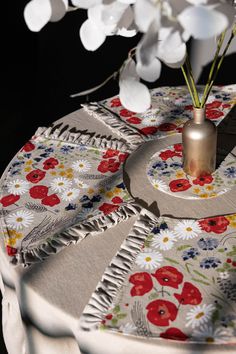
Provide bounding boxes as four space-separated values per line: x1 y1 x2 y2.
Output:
146 144 236 200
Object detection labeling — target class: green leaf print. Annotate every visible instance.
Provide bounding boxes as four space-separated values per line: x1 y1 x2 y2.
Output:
211 309 220 323
111 318 118 326
117 313 127 320
113 305 120 314
217 248 225 253
191 278 210 285
177 245 192 251
164 257 180 265
148 292 159 300
193 270 209 280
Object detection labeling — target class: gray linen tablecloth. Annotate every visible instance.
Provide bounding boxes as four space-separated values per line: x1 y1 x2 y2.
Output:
0 100 236 354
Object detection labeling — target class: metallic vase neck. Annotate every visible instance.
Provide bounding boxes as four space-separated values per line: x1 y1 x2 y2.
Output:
193 107 205 124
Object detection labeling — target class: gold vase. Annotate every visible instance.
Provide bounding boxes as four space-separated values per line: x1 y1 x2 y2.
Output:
182 107 217 177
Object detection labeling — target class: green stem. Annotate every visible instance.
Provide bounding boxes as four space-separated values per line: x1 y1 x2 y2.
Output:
202 30 235 106
181 65 196 106
200 30 226 107
185 54 200 107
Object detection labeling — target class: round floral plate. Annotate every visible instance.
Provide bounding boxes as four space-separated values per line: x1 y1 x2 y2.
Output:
147 144 236 199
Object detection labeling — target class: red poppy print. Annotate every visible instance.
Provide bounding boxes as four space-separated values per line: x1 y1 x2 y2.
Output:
110 98 121 107
120 109 134 117
6 245 17 257
206 101 221 109
176 127 183 133
169 179 191 192
103 149 119 159
126 117 142 124
160 328 188 341
42 194 60 207
105 314 113 320
222 103 231 109
158 123 177 132
199 216 229 234
22 141 35 152
97 159 120 173
185 105 193 111
99 203 119 215
206 110 224 120
173 144 183 152
43 158 59 170
146 300 178 326
159 150 181 161
29 185 49 199
192 174 213 186
140 127 158 135
129 272 153 296
174 282 202 305
111 196 123 204
152 266 183 289
118 153 129 163
26 169 46 183
0 194 20 207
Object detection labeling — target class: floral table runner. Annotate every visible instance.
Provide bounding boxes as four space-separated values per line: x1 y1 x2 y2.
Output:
80 209 236 345
83 85 236 147
0 126 139 266
146 144 236 199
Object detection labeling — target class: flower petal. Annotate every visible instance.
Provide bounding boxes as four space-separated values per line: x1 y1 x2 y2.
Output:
134 0 160 32
157 30 186 68
117 27 137 37
186 0 208 4
136 19 159 66
119 79 151 112
117 5 134 30
118 0 136 4
71 0 102 8
178 5 232 39
136 58 161 82
80 19 106 51
24 0 52 32
49 0 68 22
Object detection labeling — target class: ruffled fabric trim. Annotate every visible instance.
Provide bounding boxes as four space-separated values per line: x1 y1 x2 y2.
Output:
35 125 133 153
79 208 159 330
81 103 145 148
11 202 140 266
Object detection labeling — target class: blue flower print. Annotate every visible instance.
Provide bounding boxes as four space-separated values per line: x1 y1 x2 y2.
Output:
200 257 221 269
12 161 24 168
60 145 74 154
197 237 219 250
182 248 200 261
224 167 236 178
169 162 183 170
65 203 77 211
151 222 168 234
152 161 168 170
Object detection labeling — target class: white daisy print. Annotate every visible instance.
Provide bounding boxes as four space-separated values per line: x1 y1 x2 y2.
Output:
142 116 165 127
74 178 89 189
50 177 72 193
7 179 30 195
186 304 215 328
174 220 202 240
119 323 137 335
72 160 91 173
6 210 34 230
135 249 163 270
151 179 168 191
152 229 177 251
61 188 80 202
192 324 233 343
219 271 229 280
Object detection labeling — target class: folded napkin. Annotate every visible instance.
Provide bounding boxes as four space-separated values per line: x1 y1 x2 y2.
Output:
0 126 138 266
80 209 236 345
82 85 236 147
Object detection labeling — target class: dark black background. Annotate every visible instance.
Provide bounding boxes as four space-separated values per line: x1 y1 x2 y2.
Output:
1 1 235 353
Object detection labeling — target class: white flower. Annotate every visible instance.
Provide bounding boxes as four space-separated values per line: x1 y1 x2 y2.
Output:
6 210 34 230
186 304 215 328
219 271 229 280
7 179 30 195
192 323 233 343
152 229 177 251
174 220 202 240
142 115 165 126
151 179 168 191
135 249 163 270
119 323 137 335
74 179 89 189
50 177 72 192
72 159 91 172
61 188 80 202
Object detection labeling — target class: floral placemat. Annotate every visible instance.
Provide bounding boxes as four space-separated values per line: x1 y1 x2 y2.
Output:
0 126 139 266
146 144 236 200
80 209 236 345
83 85 236 146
